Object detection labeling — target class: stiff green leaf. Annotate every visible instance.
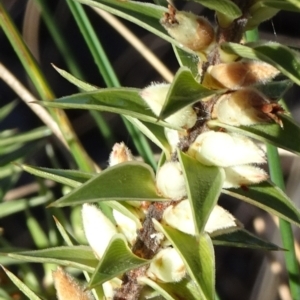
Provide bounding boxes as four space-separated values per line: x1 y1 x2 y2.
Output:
192 0 242 19
128 118 172 159
76 0 193 54
0 100 18 122
42 88 173 128
7 246 97 272
223 181 300 227
254 79 293 100
246 1 279 29
154 221 215 300
160 67 221 120
88 234 149 288
212 229 281 250
52 64 96 92
49 162 164 207
178 151 224 235
221 42 300 85
173 45 199 78
263 1 300 12
208 115 300 155
0 192 52 218
0 126 52 147
139 277 202 300
21 164 94 187
1 266 42 300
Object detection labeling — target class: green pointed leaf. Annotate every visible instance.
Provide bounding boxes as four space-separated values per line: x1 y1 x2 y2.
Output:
246 2 279 29
42 88 174 128
154 221 215 300
88 234 149 288
139 276 202 300
6 246 98 272
52 64 97 92
178 151 225 235
208 114 300 155
1 266 42 300
212 229 282 250
221 42 300 85
21 164 94 187
263 1 300 12
173 46 199 78
0 100 18 122
222 181 300 227
160 67 222 120
76 0 193 54
0 192 52 218
49 162 164 207
0 126 52 147
129 118 172 159
192 0 242 19
254 79 293 100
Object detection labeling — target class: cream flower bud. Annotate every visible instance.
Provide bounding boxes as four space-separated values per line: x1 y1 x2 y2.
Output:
163 199 195 235
82 204 118 259
140 83 197 129
202 61 279 90
205 205 242 237
188 131 266 167
212 89 271 126
108 142 134 167
113 209 138 245
161 6 215 54
162 199 241 237
164 128 180 152
146 247 186 282
156 161 186 200
223 165 268 188
103 278 122 300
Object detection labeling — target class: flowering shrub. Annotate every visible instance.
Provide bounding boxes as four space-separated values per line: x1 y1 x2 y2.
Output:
3 0 300 299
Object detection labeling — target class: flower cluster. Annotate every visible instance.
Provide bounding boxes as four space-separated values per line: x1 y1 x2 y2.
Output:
77 5 285 299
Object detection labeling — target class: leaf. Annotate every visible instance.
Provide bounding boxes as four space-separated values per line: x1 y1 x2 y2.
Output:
139 276 202 300
76 0 193 54
160 67 222 120
49 162 164 207
178 151 225 235
21 164 94 187
128 118 172 159
0 192 52 218
208 114 300 156
0 126 52 147
172 45 199 78
7 246 98 272
221 42 300 85
88 234 149 288
212 229 282 250
42 88 174 128
1 266 42 300
52 64 97 92
0 100 18 122
154 221 215 300
192 0 242 19
263 1 300 12
222 181 300 227
254 79 293 100
246 2 279 29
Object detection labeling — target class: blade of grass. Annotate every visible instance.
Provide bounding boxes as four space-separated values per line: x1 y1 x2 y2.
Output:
246 28 300 300
65 0 156 168
0 2 96 172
